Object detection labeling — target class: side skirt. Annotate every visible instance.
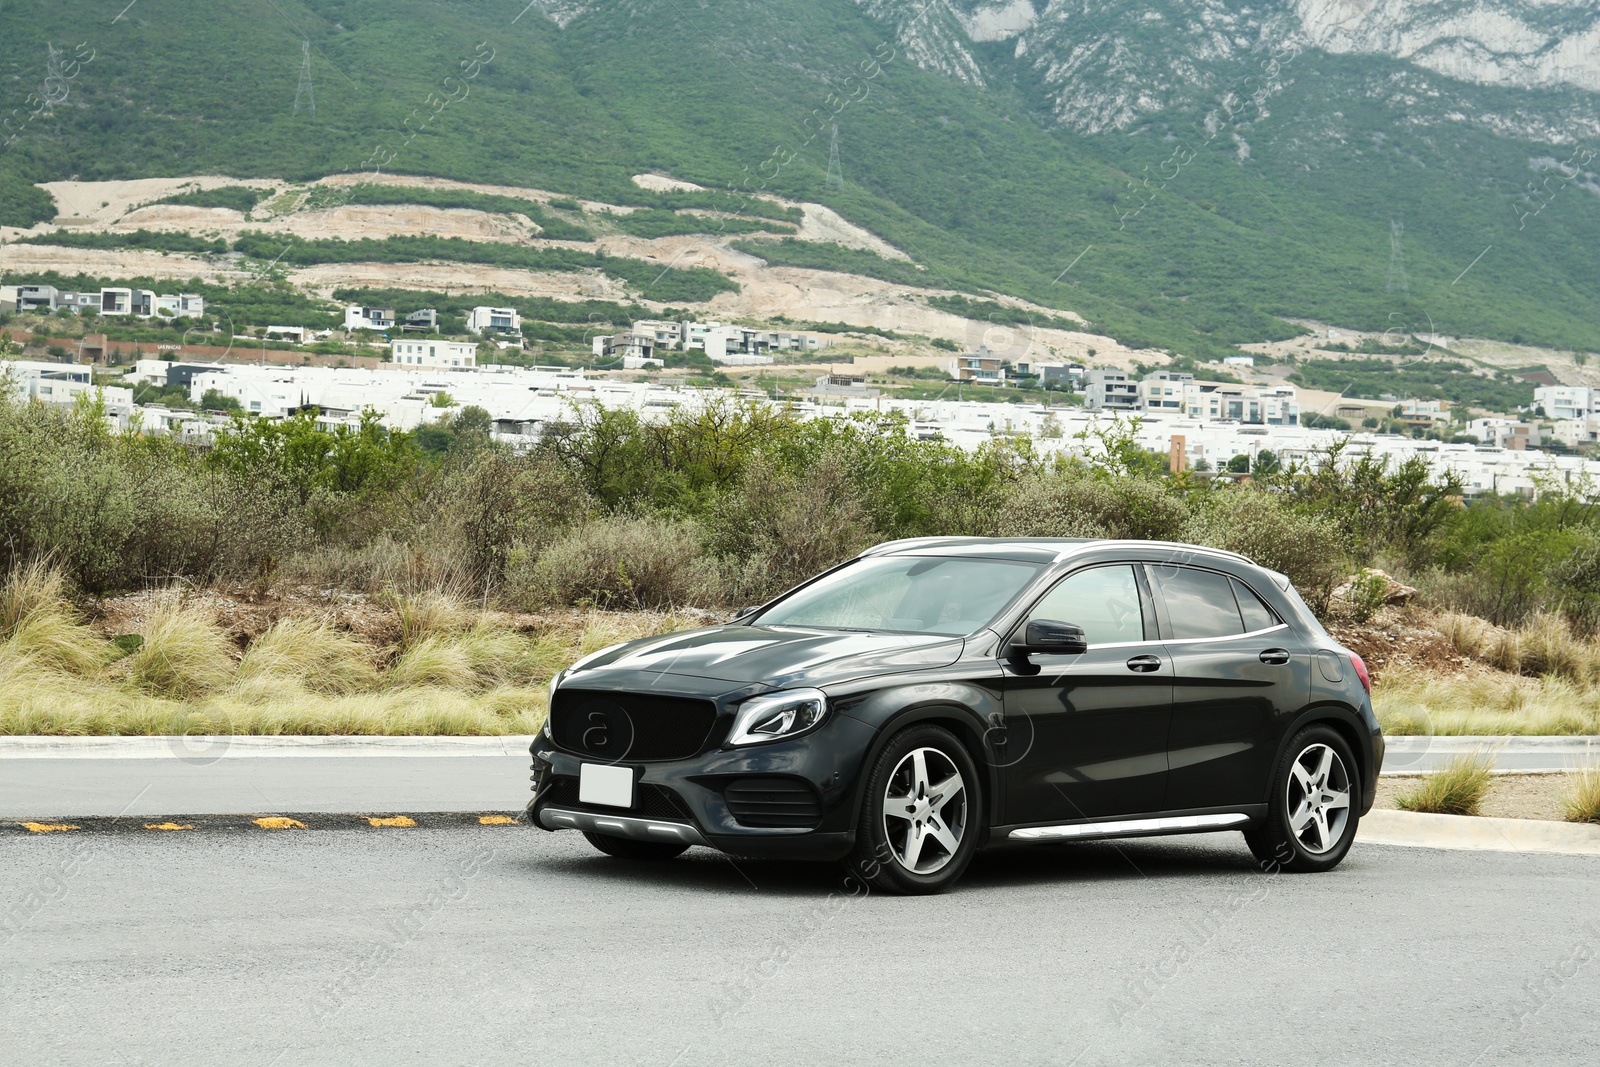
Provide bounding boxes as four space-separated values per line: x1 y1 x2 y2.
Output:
999 805 1266 843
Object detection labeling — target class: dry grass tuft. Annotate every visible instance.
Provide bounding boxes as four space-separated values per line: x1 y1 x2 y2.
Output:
122 593 236 700
236 617 378 695
0 561 107 676
1561 764 1600 825
1375 664 1600 735
1394 751 1496 816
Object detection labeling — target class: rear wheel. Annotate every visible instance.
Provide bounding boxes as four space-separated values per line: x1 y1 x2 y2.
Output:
582 831 689 861
848 724 982 895
1245 725 1359 873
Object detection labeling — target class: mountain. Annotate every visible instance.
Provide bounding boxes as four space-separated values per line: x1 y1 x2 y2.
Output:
1 0 1598 357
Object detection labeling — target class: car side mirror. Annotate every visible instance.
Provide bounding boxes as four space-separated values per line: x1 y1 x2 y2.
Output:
1011 620 1089 659
731 605 761 622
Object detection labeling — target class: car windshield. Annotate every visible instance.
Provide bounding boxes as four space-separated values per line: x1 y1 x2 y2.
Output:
751 555 1045 636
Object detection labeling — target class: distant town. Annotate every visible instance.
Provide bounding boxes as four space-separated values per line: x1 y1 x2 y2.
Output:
3 280 1593 502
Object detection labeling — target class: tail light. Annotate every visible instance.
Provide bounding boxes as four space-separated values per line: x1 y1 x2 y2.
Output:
1348 651 1371 695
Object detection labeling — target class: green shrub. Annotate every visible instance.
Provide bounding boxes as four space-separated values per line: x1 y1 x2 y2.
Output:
1184 489 1349 611
506 516 725 611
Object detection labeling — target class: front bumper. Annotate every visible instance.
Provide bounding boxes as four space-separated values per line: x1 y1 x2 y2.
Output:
527 711 876 862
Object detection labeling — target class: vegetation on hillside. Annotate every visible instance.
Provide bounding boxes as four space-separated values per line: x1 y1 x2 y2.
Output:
603 208 794 239
152 186 269 213
316 184 593 241
1288 359 1537 410
5 2 1593 357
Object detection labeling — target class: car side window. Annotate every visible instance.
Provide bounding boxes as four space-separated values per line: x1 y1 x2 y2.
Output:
1026 565 1145 647
1155 567 1245 640
1232 578 1280 633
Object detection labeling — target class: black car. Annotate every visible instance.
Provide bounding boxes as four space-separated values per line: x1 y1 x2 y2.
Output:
528 538 1382 894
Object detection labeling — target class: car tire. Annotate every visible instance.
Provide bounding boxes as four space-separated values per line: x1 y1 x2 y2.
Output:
582 831 689 861
1245 725 1360 873
847 724 982 895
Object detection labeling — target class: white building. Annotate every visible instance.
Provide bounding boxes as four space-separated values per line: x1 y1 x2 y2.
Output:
2 359 133 425
343 306 395 332
1553 416 1600 448
1083 369 1139 412
1534 386 1596 421
154 294 205 317
1468 417 1542 450
390 339 477 369
467 306 521 335
99 288 156 316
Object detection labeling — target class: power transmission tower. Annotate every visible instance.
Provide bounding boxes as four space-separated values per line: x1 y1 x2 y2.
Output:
825 124 844 192
1386 218 1408 295
293 39 315 117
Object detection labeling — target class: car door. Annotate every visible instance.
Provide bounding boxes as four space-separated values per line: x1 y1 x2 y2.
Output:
1147 564 1310 812
997 563 1173 825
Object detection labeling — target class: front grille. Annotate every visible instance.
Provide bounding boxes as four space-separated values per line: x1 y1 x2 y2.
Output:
723 777 823 829
542 775 695 822
550 688 719 762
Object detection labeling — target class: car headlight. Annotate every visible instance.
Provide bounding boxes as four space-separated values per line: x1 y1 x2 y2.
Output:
727 689 827 747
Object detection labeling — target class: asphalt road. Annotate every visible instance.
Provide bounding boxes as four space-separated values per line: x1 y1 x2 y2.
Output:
4 735 1596 819
3 828 1597 1065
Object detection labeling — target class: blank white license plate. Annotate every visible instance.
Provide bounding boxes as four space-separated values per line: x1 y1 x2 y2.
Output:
579 763 634 808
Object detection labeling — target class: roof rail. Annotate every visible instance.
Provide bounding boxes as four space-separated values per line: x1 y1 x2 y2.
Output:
1077 540 1255 565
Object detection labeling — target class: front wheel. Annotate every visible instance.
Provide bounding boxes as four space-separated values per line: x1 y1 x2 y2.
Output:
1245 725 1360 873
848 724 982 895
583 831 689 861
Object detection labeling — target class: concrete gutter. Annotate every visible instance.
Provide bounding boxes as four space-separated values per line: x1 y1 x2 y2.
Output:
1359 810 1600 858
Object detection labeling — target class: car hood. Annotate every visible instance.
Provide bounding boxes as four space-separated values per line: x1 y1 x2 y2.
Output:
561 623 965 691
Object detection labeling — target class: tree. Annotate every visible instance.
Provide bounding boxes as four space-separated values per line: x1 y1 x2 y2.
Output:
1254 449 1280 474
429 391 455 408
200 389 242 413
1226 454 1251 474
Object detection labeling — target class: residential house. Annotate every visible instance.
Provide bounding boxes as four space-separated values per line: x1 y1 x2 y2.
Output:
948 346 1006 385
1083 369 1138 411
1468 417 1541 450
401 309 439 333
467 306 521 336
389 340 477 369
1534 386 1596 421
343 306 396 332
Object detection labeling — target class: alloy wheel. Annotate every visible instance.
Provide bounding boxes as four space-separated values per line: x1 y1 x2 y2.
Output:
882 746 967 874
1286 742 1351 855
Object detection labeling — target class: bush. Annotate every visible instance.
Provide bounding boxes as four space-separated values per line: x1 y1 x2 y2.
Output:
506 516 725 610
1184 489 1349 611
707 451 874 601
124 594 235 700
993 471 1189 540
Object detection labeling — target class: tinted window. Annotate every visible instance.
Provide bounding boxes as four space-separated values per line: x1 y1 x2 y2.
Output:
755 556 1043 636
1026 565 1145 646
1232 578 1279 632
1157 568 1245 639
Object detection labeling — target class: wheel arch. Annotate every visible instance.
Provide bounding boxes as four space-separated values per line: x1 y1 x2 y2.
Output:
1264 704 1372 806
842 701 996 843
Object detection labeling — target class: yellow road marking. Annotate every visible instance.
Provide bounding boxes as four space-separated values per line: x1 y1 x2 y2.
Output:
367 816 417 828
144 822 194 831
478 815 515 825
20 822 78 833
253 817 306 830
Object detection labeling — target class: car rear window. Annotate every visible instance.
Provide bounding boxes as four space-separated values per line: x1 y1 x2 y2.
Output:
1155 567 1246 639
1232 578 1280 632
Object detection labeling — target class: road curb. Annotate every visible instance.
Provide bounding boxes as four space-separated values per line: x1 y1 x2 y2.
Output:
3 812 527 834
1358 809 1600 857
0 736 537 759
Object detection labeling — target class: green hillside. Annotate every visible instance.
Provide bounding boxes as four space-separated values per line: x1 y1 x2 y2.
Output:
2 0 1598 356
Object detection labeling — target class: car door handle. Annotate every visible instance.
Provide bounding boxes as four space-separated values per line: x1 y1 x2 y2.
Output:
1259 648 1291 665
1125 655 1162 673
